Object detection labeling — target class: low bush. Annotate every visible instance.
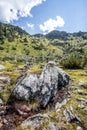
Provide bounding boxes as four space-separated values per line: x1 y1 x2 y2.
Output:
61 54 82 69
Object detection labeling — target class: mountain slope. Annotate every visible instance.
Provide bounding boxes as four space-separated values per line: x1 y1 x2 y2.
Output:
0 22 29 41
0 23 87 65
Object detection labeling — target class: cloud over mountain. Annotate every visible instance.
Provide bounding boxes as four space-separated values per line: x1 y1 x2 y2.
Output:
39 16 65 34
27 22 34 29
0 0 46 23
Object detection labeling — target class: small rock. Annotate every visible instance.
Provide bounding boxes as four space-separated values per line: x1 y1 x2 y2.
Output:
78 104 85 109
0 76 10 85
77 126 83 130
47 61 56 66
78 81 85 86
0 111 5 116
64 106 81 123
77 98 87 104
0 98 3 106
0 122 3 129
78 81 87 88
3 118 8 124
84 107 87 111
21 113 50 128
0 99 5 116
21 113 57 129
0 84 4 92
14 103 31 116
55 99 69 112
74 87 78 90
77 89 87 95
0 65 5 70
49 122 59 130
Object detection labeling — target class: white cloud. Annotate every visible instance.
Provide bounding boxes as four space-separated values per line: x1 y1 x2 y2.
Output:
27 23 34 29
39 16 65 34
21 26 24 30
0 0 46 23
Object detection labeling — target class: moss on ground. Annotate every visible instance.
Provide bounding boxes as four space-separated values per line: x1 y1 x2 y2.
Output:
28 64 42 75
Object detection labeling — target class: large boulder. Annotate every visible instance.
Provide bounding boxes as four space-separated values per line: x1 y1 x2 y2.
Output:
12 61 70 107
39 61 69 107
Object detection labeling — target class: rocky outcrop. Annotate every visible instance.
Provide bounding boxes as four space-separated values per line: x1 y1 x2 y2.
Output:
21 113 59 130
21 113 50 128
12 61 70 107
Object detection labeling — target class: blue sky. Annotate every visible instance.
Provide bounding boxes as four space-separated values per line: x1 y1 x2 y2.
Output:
0 0 87 34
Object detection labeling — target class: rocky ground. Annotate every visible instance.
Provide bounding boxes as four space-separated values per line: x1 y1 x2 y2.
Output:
0 62 87 130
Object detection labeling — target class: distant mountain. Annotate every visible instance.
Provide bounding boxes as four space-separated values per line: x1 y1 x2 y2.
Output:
33 34 44 38
46 30 87 40
45 30 69 40
34 30 87 40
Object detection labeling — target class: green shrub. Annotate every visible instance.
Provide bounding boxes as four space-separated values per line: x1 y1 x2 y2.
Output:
82 53 87 67
61 53 82 69
0 46 4 50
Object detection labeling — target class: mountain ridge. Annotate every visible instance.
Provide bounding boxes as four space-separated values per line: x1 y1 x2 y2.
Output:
1 22 87 37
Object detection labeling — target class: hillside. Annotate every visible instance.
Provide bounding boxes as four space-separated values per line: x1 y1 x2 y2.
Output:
0 22 87 67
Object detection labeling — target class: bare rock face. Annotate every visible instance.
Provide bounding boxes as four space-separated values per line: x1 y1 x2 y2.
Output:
12 62 70 107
